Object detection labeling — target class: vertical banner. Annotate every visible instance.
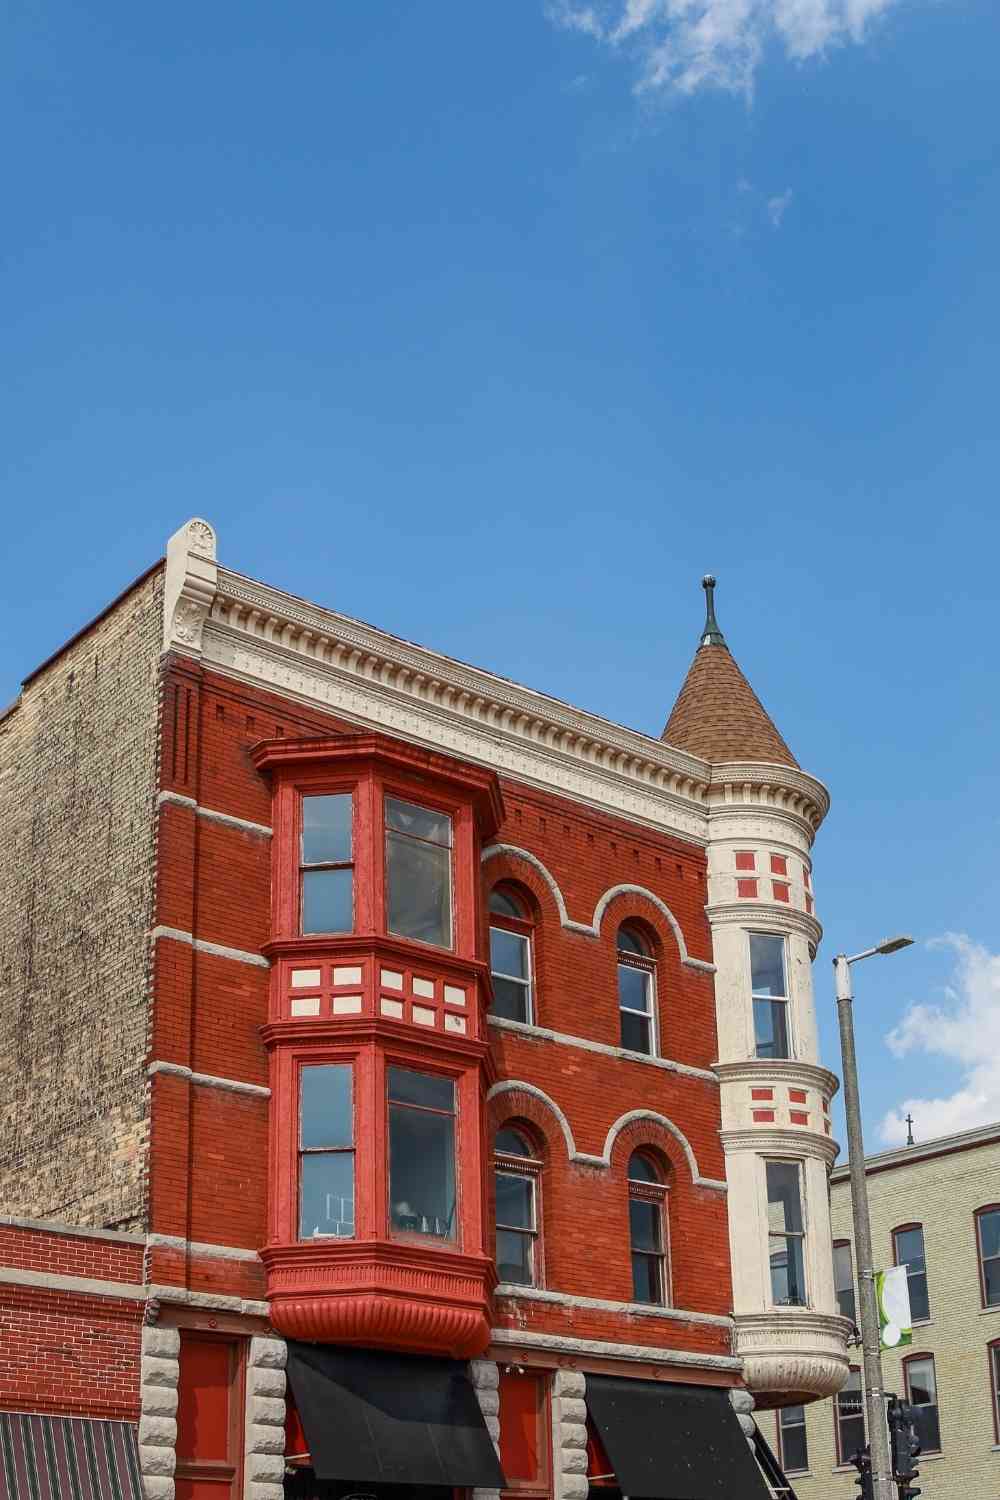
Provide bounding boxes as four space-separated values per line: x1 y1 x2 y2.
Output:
876 1264 913 1348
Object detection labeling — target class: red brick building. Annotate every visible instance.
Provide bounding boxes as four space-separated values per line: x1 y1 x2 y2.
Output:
0 518 848 1500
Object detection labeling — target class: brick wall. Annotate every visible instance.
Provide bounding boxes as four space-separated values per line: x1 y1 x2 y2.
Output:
0 568 163 1229
0 1221 144 1419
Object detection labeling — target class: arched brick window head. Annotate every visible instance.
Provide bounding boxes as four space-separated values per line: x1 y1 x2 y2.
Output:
495 1127 541 1287
628 1151 668 1305
489 886 534 1025
617 925 656 1057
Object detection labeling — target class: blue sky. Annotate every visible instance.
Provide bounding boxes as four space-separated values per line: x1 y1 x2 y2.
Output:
3 0 998 1154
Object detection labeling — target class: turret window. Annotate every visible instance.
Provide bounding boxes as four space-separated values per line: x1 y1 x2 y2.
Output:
298 1064 355 1239
301 794 354 934
388 1067 456 1239
750 933 790 1060
385 798 453 948
617 927 656 1056
628 1152 668 1305
766 1160 807 1306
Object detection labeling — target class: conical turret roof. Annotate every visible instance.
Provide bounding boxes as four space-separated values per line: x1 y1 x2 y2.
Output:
661 577 799 768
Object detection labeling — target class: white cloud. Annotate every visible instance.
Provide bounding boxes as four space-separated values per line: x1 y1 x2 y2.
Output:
879 935 1000 1146
547 0 899 97
767 187 793 226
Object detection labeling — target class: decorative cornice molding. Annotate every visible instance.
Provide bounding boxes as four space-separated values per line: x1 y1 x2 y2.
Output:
706 761 829 831
147 1060 271 1099
714 1059 840 1098
704 901 823 954
487 1080 727 1190
482 845 715 972
157 789 272 838
488 1327 742 1372
721 1126 840 1166
488 1016 719 1083
150 924 269 969
163 518 218 656
494 1284 733 1328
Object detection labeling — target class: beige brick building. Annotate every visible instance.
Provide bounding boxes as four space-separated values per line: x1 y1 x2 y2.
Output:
764 1122 1000 1497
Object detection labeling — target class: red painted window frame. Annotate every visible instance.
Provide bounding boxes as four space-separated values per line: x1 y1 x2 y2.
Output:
902 1350 941 1454
833 1365 865 1467
975 1204 1000 1309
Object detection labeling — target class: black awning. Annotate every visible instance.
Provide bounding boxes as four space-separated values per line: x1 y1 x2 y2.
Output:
586 1376 772 1500
0 1414 143 1500
285 1343 505 1490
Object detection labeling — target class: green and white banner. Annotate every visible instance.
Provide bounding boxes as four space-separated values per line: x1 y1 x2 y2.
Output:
876 1264 913 1348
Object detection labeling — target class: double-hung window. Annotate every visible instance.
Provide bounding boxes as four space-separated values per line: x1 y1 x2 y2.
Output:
388 1067 457 1239
976 1206 1000 1307
494 1127 540 1286
298 1064 354 1239
617 927 656 1056
834 1239 856 1323
903 1354 941 1453
835 1369 866 1466
300 794 353 934
990 1340 1000 1443
750 933 790 1059
628 1153 668 1305
489 888 533 1024
766 1160 807 1306
385 798 453 948
777 1406 808 1475
892 1224 930 1322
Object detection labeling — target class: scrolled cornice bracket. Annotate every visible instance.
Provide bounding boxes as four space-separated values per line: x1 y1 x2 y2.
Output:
163 517 219 656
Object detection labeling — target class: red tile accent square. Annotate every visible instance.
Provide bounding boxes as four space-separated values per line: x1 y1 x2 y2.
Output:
752 1109 776 1123
790 1111 809 1126
772 881 790 903
735 851 756 871
737 878 758 899
751 1088 774 1101
770 854 788 876
789 1089 808 1104
805 893 814 914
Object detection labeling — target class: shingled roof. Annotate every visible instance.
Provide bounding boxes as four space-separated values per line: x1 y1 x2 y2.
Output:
661 578 799 769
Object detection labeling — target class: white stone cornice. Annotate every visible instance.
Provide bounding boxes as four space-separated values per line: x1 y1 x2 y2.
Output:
704 901 823 954
721 1126 840 1166
163 518 218 655
488 1328 741 1372
707 761 830 833
714 1058 840 1098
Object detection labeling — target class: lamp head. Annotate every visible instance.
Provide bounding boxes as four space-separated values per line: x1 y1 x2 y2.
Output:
875 935 915 956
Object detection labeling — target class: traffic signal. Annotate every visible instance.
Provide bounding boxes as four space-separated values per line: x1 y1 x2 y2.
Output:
888 1397 922 1482
850 1446 874 1500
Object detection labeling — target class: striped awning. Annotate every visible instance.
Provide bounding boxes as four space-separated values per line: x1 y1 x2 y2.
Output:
0 1415 142 1500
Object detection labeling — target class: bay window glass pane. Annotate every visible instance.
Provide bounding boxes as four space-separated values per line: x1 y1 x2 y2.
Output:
767 1161 806 1306
302 866 352 934
767 1163 804 1234
769 1238 807 1305
618 965 650 1012
302 794 352 864
496 1173 533 1230
620 1010 651 1054
750 934 787 996
387 1067 454 1112
493 976 530 1022
386 798 451 845
491 928 528 980
386 823 452 947
497 1229 532 1286
300 1065 353 1148
299 1153 354 1239
629 1199 661 1254
779 1407 808 1473
754 998 790 1059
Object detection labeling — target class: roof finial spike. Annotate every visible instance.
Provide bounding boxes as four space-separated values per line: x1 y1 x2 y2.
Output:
700 574 727 648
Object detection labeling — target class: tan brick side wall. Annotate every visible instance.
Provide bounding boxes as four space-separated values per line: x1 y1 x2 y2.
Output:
774 1137 1000 1497
0 568 163 1229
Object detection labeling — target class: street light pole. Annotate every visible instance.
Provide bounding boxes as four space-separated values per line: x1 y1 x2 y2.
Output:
833 937 914 1500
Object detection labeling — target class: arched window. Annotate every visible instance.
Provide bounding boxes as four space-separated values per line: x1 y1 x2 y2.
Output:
489 887 534 1025
902 1353 941 1453
892 1223 930 1322
494 1127 541 1287
976 1206 1000 1308
617 926 656 1056
627 1151 667 1305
